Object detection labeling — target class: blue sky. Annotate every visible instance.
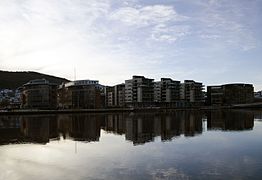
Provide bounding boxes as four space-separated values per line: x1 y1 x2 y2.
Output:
0 0 261 90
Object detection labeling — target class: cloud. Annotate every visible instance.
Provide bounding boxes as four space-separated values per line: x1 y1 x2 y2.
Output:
193 0 258 51
151 24 190 42
109 5 187 27
109 4 190 44
0 0 261 87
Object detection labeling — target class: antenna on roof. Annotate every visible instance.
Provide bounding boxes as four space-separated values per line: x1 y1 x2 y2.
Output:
74 67 76 81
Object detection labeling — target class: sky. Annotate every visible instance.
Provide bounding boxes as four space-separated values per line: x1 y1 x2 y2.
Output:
0 0 262 90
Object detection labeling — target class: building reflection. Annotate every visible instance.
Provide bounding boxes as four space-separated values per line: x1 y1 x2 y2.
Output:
160 111 203 140
102 111 203 145
0 116 22 144
125 113 156 145
207 111 254 131
0 111 256 145
69 114 102 142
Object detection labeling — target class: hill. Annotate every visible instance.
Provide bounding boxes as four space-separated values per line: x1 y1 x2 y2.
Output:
0 70 70 89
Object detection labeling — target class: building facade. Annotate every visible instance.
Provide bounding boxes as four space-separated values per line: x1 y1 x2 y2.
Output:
58 80 105 109
106 84 125 107
154 78 180 102
180 80 204 103
207 83 254 105
125 76 154 106
21 79 57 109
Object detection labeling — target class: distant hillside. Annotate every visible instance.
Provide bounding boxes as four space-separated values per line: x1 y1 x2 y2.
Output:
0 70 70 89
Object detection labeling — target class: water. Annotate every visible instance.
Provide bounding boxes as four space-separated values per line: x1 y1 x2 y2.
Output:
0 110 262 180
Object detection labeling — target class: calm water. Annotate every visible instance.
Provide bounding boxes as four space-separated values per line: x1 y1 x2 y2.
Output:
0 110 262 180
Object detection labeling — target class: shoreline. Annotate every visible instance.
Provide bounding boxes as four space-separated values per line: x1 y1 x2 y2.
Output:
0 106 262 115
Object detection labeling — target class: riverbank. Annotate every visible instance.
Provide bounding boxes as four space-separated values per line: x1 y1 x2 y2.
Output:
0 107 205 115
1 105 262 115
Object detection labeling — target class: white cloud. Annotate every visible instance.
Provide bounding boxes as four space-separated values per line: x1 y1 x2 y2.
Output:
193 0 258 51
0 0 261 87
151 24 190 42
109 4 190 44
109 5 186 27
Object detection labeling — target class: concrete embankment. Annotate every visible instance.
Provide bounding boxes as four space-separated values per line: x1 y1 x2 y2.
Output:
0 107 205 115
0 108 134 115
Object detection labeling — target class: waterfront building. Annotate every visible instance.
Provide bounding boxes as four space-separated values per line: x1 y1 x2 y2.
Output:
207 83 254 105
105 84 125 107
106 86 114 107
180 80 204 103
206 86 224 105
154 78 180 102
58 80 105 109
21 79 57 109
125 76 154 106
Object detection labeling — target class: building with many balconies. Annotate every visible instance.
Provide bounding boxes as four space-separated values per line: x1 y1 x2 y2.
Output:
125 76 154 107
154 78 180 103
106 84 125 107
180 80 204 103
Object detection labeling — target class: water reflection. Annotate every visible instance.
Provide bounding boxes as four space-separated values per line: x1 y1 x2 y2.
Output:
0 110 256 145
207 111 254 131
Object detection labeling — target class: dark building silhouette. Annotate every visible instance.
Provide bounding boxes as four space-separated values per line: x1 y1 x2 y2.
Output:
180 80 204 103
21 79 57 109
207 84 254 106
58 80 105 109
154 78 181 103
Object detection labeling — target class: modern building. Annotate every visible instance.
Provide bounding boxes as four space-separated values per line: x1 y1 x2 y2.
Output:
21 79 57 109
154 78 180 102
207 83 254 105
58 80 105 109
106 84 125 107
125 76 154 106
206 86 224 105
180 80 204 103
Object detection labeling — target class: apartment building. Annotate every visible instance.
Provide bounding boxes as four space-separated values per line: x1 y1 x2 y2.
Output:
154 78 180 102
125 76 154 106
180 80 204 103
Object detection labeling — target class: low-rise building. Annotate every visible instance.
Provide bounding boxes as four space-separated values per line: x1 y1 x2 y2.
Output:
207 83 254 105
21 79 57 109
58 80 105 109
